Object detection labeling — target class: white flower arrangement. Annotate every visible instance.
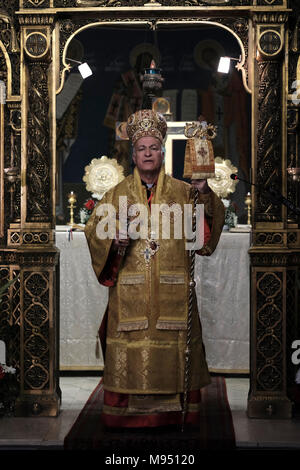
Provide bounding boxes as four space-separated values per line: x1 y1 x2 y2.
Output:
79 207 90 224
0 364 16 375
222 198 230 208
222 198 238 229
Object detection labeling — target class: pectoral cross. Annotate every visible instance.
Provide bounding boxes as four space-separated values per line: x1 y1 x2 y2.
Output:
143 247 151 262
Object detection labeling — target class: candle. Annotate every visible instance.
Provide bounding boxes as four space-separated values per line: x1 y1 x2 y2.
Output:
144 60 161 75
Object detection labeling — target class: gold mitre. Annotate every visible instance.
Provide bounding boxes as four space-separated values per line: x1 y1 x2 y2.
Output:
183 121 217 180
126 109 167 145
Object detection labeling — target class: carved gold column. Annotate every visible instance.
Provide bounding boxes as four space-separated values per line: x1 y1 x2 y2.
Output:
0 3 22 408
247 12 295 419
286 4 300 408
12 15 61 417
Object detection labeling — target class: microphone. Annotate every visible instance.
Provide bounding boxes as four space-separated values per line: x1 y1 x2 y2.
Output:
230 174 254 186
230 174 300 216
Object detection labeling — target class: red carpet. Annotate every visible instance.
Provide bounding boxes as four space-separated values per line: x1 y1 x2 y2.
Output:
64 376 236 452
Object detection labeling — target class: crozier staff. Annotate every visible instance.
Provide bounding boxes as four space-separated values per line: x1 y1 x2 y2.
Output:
85 109 225 428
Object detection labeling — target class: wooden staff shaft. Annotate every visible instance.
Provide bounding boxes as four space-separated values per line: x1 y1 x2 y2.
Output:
181 187 198 432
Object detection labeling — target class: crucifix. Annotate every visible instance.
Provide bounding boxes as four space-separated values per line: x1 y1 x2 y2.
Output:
26 33 47 57
141 238 160 264
143 246 152 262
197 147 207 158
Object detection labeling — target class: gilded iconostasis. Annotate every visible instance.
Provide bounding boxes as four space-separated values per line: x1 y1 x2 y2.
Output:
0 1 299 419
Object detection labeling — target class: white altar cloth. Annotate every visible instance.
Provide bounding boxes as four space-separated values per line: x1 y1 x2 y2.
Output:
196 231 250 373
56 228 250 373
56 229 107 370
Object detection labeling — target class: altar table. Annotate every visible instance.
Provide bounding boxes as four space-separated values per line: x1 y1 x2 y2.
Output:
56 228 250 373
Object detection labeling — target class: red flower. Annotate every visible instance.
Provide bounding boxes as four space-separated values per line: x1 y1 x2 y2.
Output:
84 199 95 211
0 365 5 380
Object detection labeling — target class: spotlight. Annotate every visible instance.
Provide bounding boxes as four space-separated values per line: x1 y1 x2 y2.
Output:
66 57 93 79
217 55 242 74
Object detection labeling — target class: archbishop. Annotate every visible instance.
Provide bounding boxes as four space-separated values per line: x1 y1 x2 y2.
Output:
85 109 225 428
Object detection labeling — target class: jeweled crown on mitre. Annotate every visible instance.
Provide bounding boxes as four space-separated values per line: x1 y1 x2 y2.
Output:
126 109 167 145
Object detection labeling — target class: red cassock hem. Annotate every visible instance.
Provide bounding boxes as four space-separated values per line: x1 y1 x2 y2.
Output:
101 389 202 428
101 411 201 428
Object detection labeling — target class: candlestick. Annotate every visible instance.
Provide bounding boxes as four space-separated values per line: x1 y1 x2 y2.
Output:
245 192 251 226
4 167 20 221
67 191 77 226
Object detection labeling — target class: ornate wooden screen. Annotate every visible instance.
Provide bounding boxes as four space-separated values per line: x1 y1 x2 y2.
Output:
0 0 299 418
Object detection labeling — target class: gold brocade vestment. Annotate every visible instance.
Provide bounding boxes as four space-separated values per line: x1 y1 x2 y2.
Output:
85 166 224 411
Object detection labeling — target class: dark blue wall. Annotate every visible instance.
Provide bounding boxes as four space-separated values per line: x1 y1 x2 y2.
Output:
61 25 244 183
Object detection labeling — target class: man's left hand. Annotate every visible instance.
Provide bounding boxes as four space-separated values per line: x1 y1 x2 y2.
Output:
191 179 211 194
